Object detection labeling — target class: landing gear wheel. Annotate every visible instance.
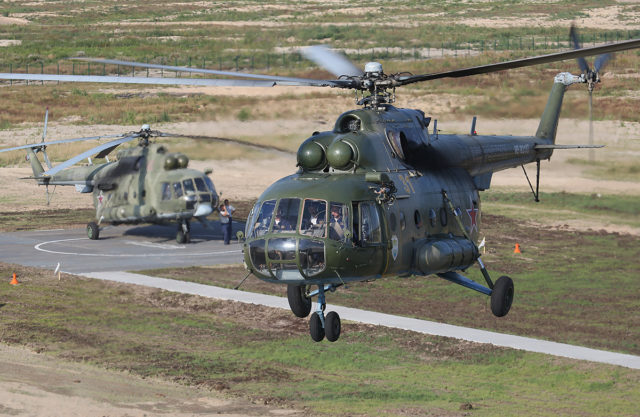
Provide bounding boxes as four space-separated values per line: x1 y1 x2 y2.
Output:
491 276 514 317
87 222 99 240
177 221 191 244
176 229 188 244
287 285 312 318
325 311 341 342
309 312 325 342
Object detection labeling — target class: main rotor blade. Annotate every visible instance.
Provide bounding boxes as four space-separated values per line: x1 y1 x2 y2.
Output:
301 45 364 78
0 73 278 87
0 72 350 88
157 132 293 154
70 57 342 86
570 25 590 73
0 133 128 154
399 37 640 85
42 134 138 177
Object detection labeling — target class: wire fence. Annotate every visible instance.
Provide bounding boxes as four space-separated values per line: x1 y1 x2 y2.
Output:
3 30 640 84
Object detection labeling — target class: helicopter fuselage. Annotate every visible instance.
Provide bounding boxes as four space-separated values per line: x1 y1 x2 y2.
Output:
243 79 566 287
32 143 218 226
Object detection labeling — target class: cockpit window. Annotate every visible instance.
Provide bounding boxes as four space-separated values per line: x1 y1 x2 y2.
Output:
194 177 208 192
204 177 216 193
360 202 382 244
161 182 171 201
251 199 276 238
172 182 183 198
300 199 327 238
272 198 300 233
183 179 196 195
328 202 349 241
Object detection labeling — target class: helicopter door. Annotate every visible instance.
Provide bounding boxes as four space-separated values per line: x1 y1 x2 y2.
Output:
352 201 386 276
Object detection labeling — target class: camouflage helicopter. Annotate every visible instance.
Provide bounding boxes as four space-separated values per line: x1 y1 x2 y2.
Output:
0 119 222 243
1 28 639 342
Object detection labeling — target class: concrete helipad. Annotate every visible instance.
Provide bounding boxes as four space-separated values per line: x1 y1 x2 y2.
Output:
0 221 244 273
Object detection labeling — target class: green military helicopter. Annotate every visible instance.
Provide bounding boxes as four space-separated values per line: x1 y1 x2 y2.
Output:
0 119 221 243
0 27 638 341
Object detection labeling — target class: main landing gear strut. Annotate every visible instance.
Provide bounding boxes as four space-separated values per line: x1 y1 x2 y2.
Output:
287 283 342 342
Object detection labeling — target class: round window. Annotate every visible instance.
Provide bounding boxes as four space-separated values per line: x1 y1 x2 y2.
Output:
429 208 437 227
399 211 406 231
439 207 448 226
389 212 397 232
414 210 422 229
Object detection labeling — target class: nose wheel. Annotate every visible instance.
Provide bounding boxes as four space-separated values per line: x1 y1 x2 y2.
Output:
306 284 341 342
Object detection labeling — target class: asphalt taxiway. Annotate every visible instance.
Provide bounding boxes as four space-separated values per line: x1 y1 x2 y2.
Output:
2 221 639 370
0 221 244 273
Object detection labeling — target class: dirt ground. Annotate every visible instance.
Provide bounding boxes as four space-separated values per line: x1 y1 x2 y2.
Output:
0 343 304 417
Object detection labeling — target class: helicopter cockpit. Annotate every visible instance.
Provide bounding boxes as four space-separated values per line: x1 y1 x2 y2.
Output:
158 175 218 218
246 197 384 284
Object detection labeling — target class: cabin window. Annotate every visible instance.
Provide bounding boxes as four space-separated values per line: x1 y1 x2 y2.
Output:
429 208 437 227
273 198 300 234
328 202 350 242
300 199 327 238
251 199 276 238
414 210 422 229
360 202 382 244
194 177 208 192
183 179 196 195
172 182 183 198
439 207 448 226
399 211 406 231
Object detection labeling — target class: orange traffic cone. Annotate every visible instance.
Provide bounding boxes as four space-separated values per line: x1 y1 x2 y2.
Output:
514 243 521 254
10 273 19 285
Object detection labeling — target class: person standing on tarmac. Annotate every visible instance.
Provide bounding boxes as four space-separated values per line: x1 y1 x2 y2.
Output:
219 203 231 244
222 199 236 245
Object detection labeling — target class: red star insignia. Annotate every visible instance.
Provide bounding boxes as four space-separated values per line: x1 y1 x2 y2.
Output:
467 207 478 233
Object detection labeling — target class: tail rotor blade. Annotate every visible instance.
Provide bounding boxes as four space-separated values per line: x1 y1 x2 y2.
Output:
588 91 595 162
594 53 611 73
570 25 590 73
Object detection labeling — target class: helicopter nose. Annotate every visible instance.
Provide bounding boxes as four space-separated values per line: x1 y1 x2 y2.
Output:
194 202 213 217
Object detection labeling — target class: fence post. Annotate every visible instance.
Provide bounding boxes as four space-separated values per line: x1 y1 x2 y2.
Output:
9 63 11 86
26 63 28 86
40 61 43 85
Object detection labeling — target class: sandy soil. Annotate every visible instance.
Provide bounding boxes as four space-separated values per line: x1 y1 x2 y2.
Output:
0 343 303 417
